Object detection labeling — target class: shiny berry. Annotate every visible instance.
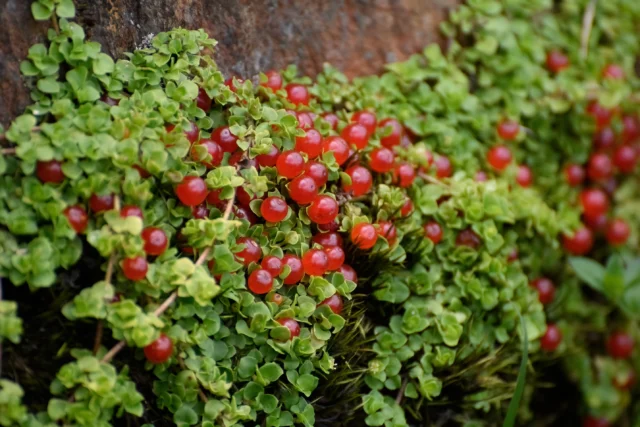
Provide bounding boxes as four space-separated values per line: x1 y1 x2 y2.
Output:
121 205 143 219
236 187 256 207
269 293 284 305
289 175 318 205
377 221 397 245
211 126 239 153
475 171 488 182
36 160 65 183
234 206 258 223
192 204 209 219
540 324 562 351
322 136 349 166
261 256 283 277
317 221 340 233
277 318 300 339
192 139 223 168
593 127 616 151
296 129 323 158
546 50 570 73
182 122 200 144
248 269 273 294
122 256 148 281
302 249 328 276
323 246 345 271
341 123 369 149
176 176 208 206
351 223 377 250
583 416 610 427
308 195 339 224
613 145 637 173
196 88 212 111
343 165 373 197
321 112 339 130
565 164 586 186
206 189 224 208
587 101 613 129
400 198 414 217
435 155 453 178
456 229 481 249
580 188 609 219
276 150 305 179
602 64 624 80
531 278 556 304
338 264 357 283
282 254 304 285
235 237 261 266
607 332 634 359
64 206 88 233
311 232 343 248
369 148 395 173
142 227 168 256
262 70 283 91
304 161 328 187
497 120 520 140
257 145 280 168
351 111 377 136
320 294 344 314
516 166 533 187
487 145 512 171
379 118 403 148
224 76 243 92
563 226 594 255
587 152 613 181
424 221 443 244
606 218 631 246
622 115 640 143
393 163 416 188
285 83 310 106
260 196 289 222
90 193 115 212
144 334 173 364
584 213 608 233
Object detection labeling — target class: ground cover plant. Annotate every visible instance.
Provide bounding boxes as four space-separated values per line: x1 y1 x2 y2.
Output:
0 0 639 426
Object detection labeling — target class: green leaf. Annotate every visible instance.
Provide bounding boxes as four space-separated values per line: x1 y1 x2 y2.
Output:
259 363 284 383
174 405 199 426
568 257 605 293
31 2 53 20
93 53 115 75
603 255 625 301
56 0 76 18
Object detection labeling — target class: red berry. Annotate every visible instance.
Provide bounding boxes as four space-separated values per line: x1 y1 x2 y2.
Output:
424 221 443 244
338 264 357 283
277 318 300 339
377 221 397 245
613 145 637 173
343 165 373 197
182 122 200 144
142 227 168 256
580 188 609 219
456 229 481 249
235 237 261 266
289 175 318 205
602 64 624 80
351 111 377 136
311 232 343 248
322 136 350 166
122 256 148 281
224 76 243 92
64 206 88 233
565 164 586 187
211 126 239 153
475 171 488 182
321 113 339 130
369 148 395 173
176 176 208 206
531 278 556 305
144 334 173 364
192 139 223 168
295 129 323 158
262 70 283 91
36 160 65 183
379 118 403 148
234 206 258 225
546 50 570 73
285 83 310 106
497 120 520 140
236 187 256 207
302 249 328 276
351 223 377 250
276 150 305 179
341 123 369 150
393 163 416 188
269 293 284 305
282 254 304 285
487 145 512 171
587 152 613 181
562 226 594 255
304 161 328 187
540 324 562 351
607 332 634 359
606 218 631 246
320 294 344 314
248 269 273 294
90 193 115 212
583 416 610 427
507 248 519 262
317 221 340 233
133 165 151 178
593 127 616 151
584 213 608 233
261 196 289 222
206 189 224 208
192 204 209 219
196 88 212 111
323 246 345 271
256 145 280 168
435 155 453 178
121 205 143 219
261 255 283 277
308 195 339 224
622 115 640 143
400 198 414 217
587 101 614 129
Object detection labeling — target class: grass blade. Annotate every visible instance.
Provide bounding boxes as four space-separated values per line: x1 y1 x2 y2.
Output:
503 313 529 427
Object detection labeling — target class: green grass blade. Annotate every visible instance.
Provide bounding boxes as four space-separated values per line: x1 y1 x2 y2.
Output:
503 313 529 427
